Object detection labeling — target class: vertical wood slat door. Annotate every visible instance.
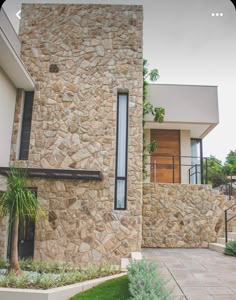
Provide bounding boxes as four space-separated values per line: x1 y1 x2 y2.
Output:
151 129 180 183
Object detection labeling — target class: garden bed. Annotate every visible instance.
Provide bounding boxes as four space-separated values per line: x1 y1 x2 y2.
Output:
0 259 120 289
0 259 124 300
0 273 126 300
0 259 172 300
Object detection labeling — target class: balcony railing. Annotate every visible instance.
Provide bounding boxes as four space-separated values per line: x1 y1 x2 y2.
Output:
146 155 204 184
146 155 235 199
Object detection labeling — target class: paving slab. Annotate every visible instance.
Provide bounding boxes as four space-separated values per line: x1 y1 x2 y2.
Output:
212 296 236 300
142 248 236 300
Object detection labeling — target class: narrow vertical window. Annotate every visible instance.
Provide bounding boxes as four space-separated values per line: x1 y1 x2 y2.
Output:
115 93 128 209
19 92 34 160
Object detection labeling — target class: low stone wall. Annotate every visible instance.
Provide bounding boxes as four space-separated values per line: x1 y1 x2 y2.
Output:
142 183 227 248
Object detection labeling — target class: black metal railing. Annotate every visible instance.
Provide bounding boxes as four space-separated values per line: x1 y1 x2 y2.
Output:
223 177 236 200
188 164 201 184
147 155 235 198
147 155 206 184
220 182 236 200
224 202 236 244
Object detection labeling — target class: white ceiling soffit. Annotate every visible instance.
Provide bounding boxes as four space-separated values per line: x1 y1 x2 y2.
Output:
144 121 218 139
0 27 34 90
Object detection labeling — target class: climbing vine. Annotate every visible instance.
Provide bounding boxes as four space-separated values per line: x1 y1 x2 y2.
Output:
143 59 165 179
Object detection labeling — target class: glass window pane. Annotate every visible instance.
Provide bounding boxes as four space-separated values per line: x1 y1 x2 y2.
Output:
19 92 34 160
191 139 201 184
117 94 127 177
116 180 125 209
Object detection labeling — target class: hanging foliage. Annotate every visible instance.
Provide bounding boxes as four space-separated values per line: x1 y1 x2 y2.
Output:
143 59 165 179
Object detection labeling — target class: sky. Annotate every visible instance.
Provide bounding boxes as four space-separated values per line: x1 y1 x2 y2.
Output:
2 0 236 163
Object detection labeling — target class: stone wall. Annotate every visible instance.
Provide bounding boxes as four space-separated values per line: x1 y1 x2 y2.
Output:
142 183 227 248
28 178 142 265
0 5 143 265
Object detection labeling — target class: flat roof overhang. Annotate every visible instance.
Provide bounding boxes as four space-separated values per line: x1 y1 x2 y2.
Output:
0 9 35 90
144 121 218 139
0 167 103 181
146 84 219 139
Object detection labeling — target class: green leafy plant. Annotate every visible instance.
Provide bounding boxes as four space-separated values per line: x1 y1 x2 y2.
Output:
0 272 29 288
204 156 227 187
18 258 76 274
143 59 165 179
0 259 7 269
0 168 45 274
128 259 172 300
224 150 236 175
224 240 236 256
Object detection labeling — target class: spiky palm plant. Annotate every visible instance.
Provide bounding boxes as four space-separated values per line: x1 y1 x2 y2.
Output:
0 168 42 274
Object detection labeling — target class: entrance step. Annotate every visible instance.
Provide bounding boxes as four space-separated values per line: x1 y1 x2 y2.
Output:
228 232 236 239
217 237 235 245
210 228 236 252
209 242 225 254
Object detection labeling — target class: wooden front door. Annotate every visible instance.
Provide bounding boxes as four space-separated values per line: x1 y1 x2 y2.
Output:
151 129 180 183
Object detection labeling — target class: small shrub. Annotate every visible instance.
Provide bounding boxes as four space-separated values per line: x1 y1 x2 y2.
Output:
0 272 29 288
19 258 76 273
36 274 59 289
224 240 236 256
128 259 172 300
0 259 8 269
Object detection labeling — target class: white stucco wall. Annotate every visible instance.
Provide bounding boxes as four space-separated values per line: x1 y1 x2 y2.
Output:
0 8 34 90
147 84 219 124
180 130 191 184
0 67 16 167
145 84 219 138
0 8 21 56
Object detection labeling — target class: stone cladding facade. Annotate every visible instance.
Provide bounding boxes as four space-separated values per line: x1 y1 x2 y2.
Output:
0 5 143 265
142 183 227 248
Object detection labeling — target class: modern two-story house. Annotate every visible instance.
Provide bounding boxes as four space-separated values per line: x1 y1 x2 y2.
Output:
0 4 226 265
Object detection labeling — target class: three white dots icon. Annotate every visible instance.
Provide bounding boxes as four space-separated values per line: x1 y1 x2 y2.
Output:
212 13 223 16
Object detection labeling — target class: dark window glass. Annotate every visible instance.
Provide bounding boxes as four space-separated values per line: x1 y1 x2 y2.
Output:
19 92 34 160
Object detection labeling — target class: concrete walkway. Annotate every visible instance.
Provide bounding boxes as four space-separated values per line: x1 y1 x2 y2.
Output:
142 248 236 300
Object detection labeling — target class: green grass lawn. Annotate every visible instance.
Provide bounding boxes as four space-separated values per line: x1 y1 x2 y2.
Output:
71 275 130 300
